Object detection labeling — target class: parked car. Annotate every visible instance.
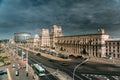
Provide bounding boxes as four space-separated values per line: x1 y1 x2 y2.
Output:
36 53 41 56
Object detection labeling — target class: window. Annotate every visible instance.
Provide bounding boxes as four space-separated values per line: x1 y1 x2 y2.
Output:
113 50 115 52
109 43 111 45
113 42 115 45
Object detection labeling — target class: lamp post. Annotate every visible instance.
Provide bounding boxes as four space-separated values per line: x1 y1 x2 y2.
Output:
26 48 28 76
24 41 29 77
73 59 88 80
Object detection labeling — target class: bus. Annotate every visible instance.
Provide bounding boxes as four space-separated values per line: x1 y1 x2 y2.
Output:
32 64 45 77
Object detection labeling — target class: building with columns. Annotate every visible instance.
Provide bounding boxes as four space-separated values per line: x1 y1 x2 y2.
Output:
55 29 109 58
25 25 120 58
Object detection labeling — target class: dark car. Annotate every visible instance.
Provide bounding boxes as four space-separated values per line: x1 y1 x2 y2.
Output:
0 71 4 75
36 53 41 56
0 70 7 75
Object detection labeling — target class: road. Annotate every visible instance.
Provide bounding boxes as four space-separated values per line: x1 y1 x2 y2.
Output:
7 49 33 80
18 47 120 80
17 48 58 80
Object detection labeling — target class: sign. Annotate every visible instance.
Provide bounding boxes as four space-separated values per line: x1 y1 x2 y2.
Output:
23 58 27 63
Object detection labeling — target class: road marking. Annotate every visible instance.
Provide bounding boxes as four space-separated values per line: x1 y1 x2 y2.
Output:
7 68 12 80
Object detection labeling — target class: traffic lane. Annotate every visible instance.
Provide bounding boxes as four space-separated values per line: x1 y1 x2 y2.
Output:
28 52 89 80
28 51 120 79
8 49 33 80
28 56 58 80
0 69 8 80
78 61 120 72
0 74 8 80
19 48 120 80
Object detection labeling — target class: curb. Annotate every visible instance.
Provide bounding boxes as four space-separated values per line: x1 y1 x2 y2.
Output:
7 68 12 80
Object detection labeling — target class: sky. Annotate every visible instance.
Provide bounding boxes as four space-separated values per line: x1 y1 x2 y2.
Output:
0 0 120 39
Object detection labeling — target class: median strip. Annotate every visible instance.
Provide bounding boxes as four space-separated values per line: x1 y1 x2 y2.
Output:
7 68 12 80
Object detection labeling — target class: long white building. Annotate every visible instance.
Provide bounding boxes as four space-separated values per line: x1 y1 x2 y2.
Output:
25 25 120 59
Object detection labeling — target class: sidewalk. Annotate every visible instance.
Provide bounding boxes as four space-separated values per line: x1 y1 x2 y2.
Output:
89 57 120 65
18 46 73 62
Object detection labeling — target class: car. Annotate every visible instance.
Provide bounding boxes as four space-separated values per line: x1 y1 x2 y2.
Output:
0 70 7 75
12 64 15 68
0 71 4 75
36 53 41 56
15 70 19 76
2 70 7 74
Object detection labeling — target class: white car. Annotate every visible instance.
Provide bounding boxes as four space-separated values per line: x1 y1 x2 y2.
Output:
12 64 15 68
15 70 19 76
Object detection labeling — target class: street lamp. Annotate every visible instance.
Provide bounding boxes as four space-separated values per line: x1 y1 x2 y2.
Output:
26 48 28 76
73 59 89 80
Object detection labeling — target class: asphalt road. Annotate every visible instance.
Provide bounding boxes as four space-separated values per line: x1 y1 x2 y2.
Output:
28 53 59 80
17 47 120 80
8 49 33 80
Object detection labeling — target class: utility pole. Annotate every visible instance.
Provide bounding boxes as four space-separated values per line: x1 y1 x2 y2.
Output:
26 44 28 77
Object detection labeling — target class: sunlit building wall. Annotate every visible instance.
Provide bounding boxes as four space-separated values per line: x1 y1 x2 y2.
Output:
105 39 120 58
55 29 109 58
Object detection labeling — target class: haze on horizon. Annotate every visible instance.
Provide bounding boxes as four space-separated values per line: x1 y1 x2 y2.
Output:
0 0 120 39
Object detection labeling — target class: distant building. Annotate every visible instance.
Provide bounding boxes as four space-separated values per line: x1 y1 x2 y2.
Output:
40 28 50 47
50 25 63 48
34 34 40 48
105 39 120 58
26 38 34 48
14 32 31 43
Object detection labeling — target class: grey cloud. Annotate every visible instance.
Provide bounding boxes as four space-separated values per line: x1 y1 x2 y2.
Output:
0 0 120 39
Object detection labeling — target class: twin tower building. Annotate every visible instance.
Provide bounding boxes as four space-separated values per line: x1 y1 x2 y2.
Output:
14 25 120 58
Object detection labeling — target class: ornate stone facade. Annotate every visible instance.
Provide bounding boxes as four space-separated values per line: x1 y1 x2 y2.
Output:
40 28 50 47
55 29 109 58
25 25 120 58
50 25 62 49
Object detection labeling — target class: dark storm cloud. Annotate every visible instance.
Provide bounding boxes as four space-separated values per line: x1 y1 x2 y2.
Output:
0 0 120 39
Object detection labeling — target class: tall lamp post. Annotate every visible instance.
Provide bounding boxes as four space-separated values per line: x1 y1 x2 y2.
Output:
24 41 29 76
26 48 28 76
73 59 88 80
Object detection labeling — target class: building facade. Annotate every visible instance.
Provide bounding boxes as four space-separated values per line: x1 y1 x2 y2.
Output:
14 32 31 43
105 39 120 58
55 29 109 57
34 34 40 48
40 28 50 47
24 25 120 58
50 25 63 49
